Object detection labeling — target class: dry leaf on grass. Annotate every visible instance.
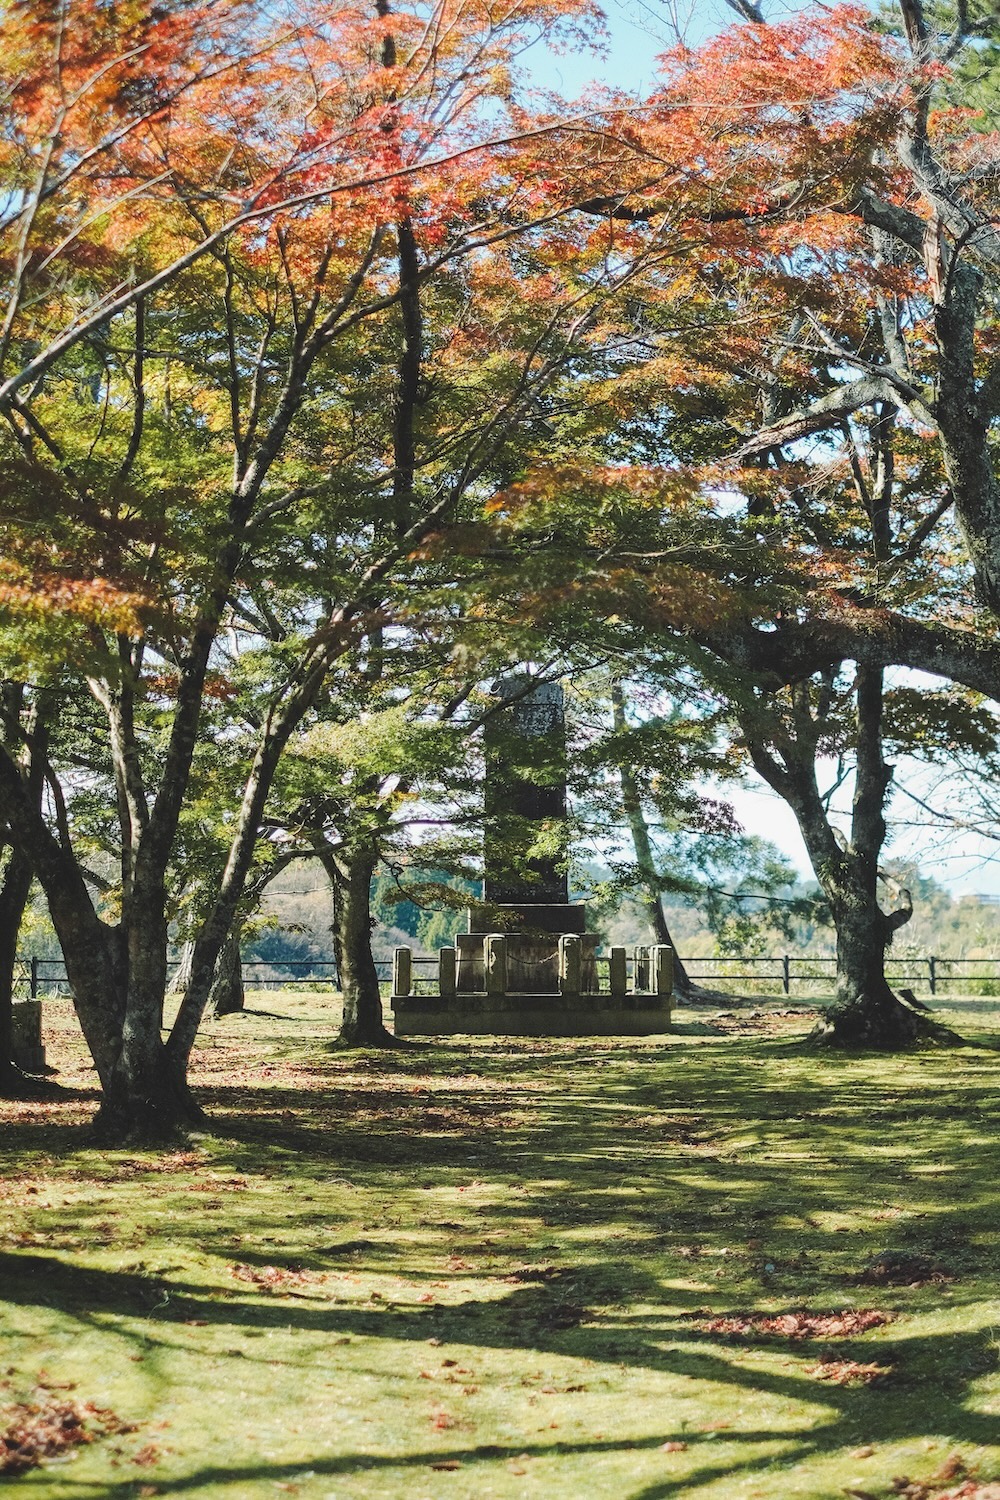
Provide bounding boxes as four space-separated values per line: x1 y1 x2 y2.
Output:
228 1263 322 1292
700 1309 893 1340
808 1359 892 1386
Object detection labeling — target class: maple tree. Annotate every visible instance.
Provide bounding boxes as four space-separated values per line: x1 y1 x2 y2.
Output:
484 0 1000 1045
683 0 1000 1041
9 0 1000 1129
0 0 638 1134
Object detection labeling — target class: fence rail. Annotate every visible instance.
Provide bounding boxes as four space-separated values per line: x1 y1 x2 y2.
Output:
12 952 1000 999
682 955 998 996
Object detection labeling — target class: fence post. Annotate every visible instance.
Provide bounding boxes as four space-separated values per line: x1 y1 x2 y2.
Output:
653 944 673 998
485 934 507 997
608 947 627 999
559 934 582 997
929 955 937 995
392 947 412 997
30 957 39 1000
782 954 790 996
439 946 456 1000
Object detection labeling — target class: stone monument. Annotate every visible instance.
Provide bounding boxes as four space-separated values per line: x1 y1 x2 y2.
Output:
391 677 672 1036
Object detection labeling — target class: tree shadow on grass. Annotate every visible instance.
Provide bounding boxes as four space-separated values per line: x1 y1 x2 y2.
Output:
2 1242 998 1483
3 1035 999 1494
0 1432 816 1500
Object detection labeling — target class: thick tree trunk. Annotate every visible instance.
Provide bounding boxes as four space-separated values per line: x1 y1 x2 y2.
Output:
818 667 954 1047
90 904 205 1143
744 669 951 1050
210 927 245 1017
0 690 50 1092
333 850 395 1046
822 899 922 1046
93 1040 206 1142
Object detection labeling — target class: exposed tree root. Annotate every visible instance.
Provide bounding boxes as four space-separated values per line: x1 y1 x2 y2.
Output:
89 1085 209 1147
806 991 963 1051
331 1027 427 1051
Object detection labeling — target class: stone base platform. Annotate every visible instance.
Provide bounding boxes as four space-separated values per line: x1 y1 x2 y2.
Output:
392 992 671 1037
391 939 674 1038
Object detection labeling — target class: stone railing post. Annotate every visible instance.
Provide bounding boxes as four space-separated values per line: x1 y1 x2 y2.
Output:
559 934 581 997
609 946 627 998
653 944 673 998
485 934 507 996
393 947 413 997
439 946 456 1000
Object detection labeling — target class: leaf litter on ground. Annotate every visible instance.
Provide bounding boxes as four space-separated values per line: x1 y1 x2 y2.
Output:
699 1308 894 1339
0 1386 139 1474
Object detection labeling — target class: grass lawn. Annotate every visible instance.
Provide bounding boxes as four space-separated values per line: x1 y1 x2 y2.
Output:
1 992 999 1499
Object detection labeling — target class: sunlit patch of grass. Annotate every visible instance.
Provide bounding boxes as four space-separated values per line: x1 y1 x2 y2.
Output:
0 993 998 1496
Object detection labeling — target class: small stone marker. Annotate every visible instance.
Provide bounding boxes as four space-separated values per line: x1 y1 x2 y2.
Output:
11 1000 45 1073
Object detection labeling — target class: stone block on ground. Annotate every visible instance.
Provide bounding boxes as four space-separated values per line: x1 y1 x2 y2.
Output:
11 999 46 1073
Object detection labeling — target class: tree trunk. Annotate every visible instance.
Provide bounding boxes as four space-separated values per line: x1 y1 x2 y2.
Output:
210 927 245 1017
824 896 921 1046
0 689 50 1092
0 848 35 1093
744 669 951 1050
332 849 395 1046
93 1036 206 1143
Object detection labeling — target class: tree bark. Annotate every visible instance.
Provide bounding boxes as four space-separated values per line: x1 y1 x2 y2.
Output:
172 939 195 995
330 847 395 1046
0 690 57 1094
93 1031 206 1143
210 927 245 1017
0 846 35 1092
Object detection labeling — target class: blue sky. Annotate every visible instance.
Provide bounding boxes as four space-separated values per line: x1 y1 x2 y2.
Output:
534 0 809 96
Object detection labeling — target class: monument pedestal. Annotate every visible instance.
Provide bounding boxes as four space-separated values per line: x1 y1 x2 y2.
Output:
391 936 673 1038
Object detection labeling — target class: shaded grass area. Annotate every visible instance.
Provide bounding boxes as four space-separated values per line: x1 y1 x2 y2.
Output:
1 994 999 1498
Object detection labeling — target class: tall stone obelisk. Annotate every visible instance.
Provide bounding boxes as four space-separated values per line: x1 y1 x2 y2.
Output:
476 678 584 935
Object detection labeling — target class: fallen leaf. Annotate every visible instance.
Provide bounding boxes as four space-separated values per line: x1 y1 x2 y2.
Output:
932 1453 967 1482
808 1360 892 1387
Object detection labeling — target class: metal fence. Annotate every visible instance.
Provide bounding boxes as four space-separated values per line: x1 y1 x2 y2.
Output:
13 952 1000 998
682 955 1000 996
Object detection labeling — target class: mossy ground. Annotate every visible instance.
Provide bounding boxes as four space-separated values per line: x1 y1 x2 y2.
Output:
1 993 998 1499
